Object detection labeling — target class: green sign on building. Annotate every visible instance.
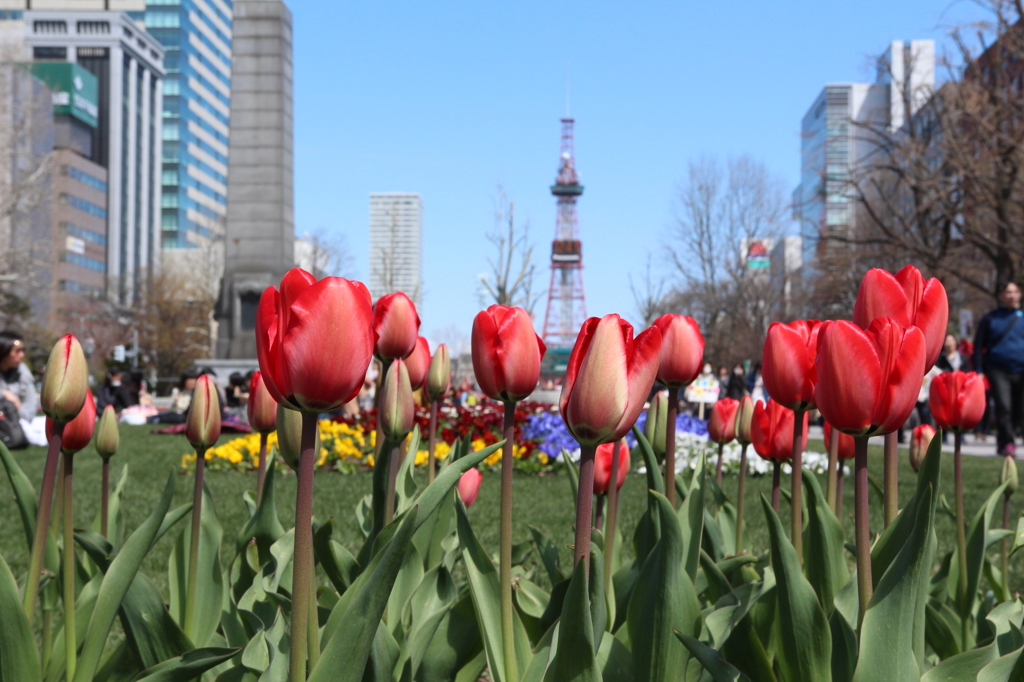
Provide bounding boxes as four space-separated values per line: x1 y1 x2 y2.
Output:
29 63 98 129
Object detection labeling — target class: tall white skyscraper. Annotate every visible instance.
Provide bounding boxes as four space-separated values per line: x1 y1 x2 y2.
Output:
368 192 422 304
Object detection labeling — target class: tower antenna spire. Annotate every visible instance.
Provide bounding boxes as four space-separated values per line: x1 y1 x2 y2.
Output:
541 117 587 348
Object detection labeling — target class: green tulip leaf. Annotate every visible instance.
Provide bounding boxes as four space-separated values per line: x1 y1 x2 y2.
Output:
921 645 999 681
119 573 194 670
925 599 963 661
955 482 1010 620
72 467 177 682
415 593 484 682
542 557 601 682
631 426 665 494
530 525 568 586
168 481 225 647
397 564 459 679
674 630 752 682
313 519 360 595
802 470 849 616
385 541 423 638
0 438 40 551
0 544 40 681
627 491 702 682
830 608 857 682
363 623 400 682
396 426 421 515
976 645 1024 682
1010 517 1024 557
132 646 241 682
854 484 936 682
308 507 417 682
679 454 706 581
234 458 285 565
761 494 832 682
705 568 776 650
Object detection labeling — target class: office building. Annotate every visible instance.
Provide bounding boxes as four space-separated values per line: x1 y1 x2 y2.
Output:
143 0 232 251
793 40 934 273
215 0 292 359
368 192 423 304
0 9 165 309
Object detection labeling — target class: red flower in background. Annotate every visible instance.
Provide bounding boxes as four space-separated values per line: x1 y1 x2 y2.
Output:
405 336 431 391
823 422 856 460
651 314 704 388
762 320 821 411
594 441 630 494
929 371 986 432
751 399 808 461
707 397 739 444
372 292 420 361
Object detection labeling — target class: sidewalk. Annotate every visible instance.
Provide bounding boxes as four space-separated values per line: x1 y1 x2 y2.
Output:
806 425 1001 458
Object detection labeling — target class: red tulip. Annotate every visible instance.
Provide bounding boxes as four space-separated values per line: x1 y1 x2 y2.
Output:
652 314 704 388
47 390 96 454
929 371 986 432
560 315 662 446
909 424 936 472
762 320 822 411
186 375 222 451
814 318 926 437
751 399 808 461
256 268 376 413
458 468 482 507
823 422 856 460
707 397 740 444
405 336 431 391
472 305 546 403
853 265 948 369
372 292 420 361
247 371 278 434
594 441 630 494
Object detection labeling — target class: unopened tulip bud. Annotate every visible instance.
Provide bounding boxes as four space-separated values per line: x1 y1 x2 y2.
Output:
1002 455 1018 496
405 336 431 391
380 358 415 441
48 390 96 454
40 334 88 423
276 404 320 472
909 424 935 473
247 371 278 434
644 392 668 457
458 468 482 507
426 343 451 402
185 375 221 451
734 396 755 446
94 404 119 458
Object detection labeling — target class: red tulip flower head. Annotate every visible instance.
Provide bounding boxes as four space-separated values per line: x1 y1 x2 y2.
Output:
594 441 630 494
762 319 822 412
814 318 926 438
560 314 663 446
247 371 278 434
652 314 704 388
751 399 808 461
372 292 421 361
707 397 740 444
405 336 431 391
853 265 948 369
929 371 986 432
472 305 546 403
47 390 96 454
909 424 936 472
256 268 376 413
458 468 482 507
823 422 856 460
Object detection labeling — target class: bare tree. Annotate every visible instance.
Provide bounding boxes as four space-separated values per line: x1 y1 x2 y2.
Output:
480 188 540 313
297 227 355 279
664 155 791 363
629 253 666 326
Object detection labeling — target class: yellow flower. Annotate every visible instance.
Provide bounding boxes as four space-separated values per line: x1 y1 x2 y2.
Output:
434 441 451 461
367 454 375 468
539 452 550 465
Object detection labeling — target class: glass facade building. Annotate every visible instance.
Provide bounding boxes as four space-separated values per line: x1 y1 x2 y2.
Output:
144 0 231 249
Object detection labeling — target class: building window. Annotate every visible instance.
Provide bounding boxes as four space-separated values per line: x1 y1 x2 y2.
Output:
60 193 107 219
60 252 106 273
162 122 179 141
62 166 107 192
33 21 67 34
62 222 107 246
145 11 181 28
33 46 66 60
77 21 110 34
240 293 261 331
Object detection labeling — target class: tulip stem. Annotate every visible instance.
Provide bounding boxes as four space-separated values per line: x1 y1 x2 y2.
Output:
374 359 393 459
736 444 748 554
665 387 679 506
41 608 52 671
256 432 268 506
499 401 518 682
183 448 206 639
385 443 400 526
604 441 621 600
594 494 605 533
826 428 839 513
854 436 872 631
883 431 898 527
771 460 781 514
575 443 596 568
289 412 318 682
370 440 392 545
62 452 75 682
307 542 320 671
954 430 968 646
100 457 110 539
24 422 64 623
715 441 724 485
427 401 438 484
791 409 805 564
836 464 845 517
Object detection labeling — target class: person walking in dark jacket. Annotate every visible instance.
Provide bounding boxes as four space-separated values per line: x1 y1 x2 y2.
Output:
973 282 1024 455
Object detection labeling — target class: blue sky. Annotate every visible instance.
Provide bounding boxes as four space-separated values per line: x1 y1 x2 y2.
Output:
292 0 983 348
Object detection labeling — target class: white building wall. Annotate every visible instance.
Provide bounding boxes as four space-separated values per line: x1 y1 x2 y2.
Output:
368 192 423 305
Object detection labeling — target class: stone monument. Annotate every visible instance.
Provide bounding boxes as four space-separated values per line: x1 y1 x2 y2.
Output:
215 0 294 359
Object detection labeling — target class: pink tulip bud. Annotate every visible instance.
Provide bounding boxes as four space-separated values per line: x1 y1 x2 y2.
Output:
373 292 421 361
94 404 119 458
185 375 221 451
380 358 415 441
40 334 89 424
247 371 278 434
458 468 482 507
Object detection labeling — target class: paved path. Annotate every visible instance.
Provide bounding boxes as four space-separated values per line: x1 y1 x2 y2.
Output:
806 425 1003 458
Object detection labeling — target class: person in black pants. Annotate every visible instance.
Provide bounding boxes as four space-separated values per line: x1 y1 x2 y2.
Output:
973 282 1024 456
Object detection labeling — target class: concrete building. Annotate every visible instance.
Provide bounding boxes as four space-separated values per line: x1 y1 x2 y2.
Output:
215 0 292 359
143 0 233 251
368 192 423 304
793 40 934 274
0 9 165 308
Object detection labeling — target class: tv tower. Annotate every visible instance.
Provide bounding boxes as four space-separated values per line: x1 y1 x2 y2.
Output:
541 118 587 348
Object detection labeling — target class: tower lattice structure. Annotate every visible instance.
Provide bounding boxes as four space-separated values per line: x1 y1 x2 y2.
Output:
541 118 588 348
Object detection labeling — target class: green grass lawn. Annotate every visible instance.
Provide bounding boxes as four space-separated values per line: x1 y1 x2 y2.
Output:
0 425 1019 594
